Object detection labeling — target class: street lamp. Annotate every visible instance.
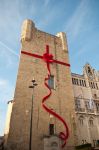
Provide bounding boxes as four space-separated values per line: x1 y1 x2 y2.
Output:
29 79 37 150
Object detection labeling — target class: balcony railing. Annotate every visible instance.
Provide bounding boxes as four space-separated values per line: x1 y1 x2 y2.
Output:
87 109 94 113
96 109 99 113
75 107 85 112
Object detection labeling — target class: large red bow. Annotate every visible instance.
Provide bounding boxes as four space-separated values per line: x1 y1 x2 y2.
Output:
43 45 53 63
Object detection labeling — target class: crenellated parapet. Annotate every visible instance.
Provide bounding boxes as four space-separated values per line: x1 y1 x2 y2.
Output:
21 19 35 42
56 32 68 52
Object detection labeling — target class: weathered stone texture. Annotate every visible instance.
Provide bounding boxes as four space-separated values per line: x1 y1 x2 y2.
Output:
6 19 76 150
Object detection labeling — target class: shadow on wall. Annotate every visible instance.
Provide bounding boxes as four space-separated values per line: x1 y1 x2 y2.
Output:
75 143 92 150
0 136 4 150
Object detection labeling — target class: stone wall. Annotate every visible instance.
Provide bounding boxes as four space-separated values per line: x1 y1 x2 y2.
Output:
6 19 76 150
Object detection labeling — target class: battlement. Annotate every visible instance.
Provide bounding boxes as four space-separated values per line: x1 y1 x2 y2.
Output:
56 32 68 52
21 19 68 53
21 19 35 42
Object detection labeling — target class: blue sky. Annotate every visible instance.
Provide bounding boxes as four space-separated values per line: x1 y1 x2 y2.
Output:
0 0 99 135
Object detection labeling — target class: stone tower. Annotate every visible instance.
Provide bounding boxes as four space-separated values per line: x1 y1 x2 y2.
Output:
5 20 76 150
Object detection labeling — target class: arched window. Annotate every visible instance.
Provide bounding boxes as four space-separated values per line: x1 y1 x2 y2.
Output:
75 99 81 110
72 78 79 85
49 109 55 135
83 80 86 87
95 102 99 112
89 117 94 126
48 75 55 89
79 116 84 125
80 80 82 86
96 83 98 89
94 94 97 99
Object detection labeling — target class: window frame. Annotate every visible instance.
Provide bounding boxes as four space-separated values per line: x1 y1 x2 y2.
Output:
48 75 55 89
49 123 54 135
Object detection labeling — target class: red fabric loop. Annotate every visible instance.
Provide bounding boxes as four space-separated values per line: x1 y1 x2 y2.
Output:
43 53 53 63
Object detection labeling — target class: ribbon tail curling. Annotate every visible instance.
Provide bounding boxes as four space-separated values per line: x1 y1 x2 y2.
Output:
42 61 69 148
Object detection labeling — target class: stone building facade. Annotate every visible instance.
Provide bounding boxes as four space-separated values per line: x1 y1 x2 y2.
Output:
4 20 99 150
72 63 99 147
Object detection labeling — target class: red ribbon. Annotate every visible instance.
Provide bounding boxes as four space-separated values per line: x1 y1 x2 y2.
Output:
42 74 69 148
21 45 70 147
21 47 70 67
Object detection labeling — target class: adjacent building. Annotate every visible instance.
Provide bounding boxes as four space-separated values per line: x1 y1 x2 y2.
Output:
72 63 99 147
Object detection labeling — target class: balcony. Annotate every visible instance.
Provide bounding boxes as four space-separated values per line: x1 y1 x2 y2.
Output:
75 107 85 112
87 109 94 114
96 109 99 113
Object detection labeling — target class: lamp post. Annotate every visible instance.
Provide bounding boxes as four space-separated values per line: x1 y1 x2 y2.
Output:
29 79 37 150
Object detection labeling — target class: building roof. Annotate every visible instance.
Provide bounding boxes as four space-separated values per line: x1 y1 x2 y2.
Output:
71 72 84 78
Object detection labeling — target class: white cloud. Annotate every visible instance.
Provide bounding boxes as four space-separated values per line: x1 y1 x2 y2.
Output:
0 41 19 57
0 79 14 103
74 47 87 58
36 2 61 29
0 40 19 69
65 0 90 42
44 0 50 7
0 79 8 87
